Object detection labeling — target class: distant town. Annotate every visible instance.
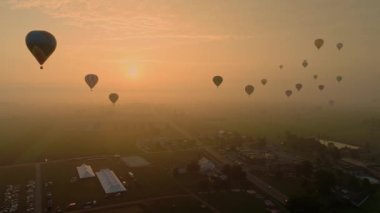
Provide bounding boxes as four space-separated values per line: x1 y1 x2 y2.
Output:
1 128 379 213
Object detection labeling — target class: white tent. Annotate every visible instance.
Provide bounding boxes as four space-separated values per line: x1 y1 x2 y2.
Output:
96 169 126 194
76 164 95 179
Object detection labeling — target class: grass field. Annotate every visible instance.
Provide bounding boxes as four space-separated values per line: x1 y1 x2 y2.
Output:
255 174 307 197
144 196 212 213
0 165 35 187
200 191 268 213
91 205 145 213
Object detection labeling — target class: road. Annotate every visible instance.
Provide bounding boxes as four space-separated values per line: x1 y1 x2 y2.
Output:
0 154 113 169
70 194 193 213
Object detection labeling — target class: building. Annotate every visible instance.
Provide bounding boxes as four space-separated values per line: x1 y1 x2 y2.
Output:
96 169 126 194
76 164 95 179
198 157 216 174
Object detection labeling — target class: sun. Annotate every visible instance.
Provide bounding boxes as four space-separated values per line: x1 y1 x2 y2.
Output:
126 66 139 78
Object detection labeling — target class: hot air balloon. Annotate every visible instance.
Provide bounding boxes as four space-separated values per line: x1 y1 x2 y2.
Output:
261 79 268 86
313 74 318 80
295 83 303 91
329 100 335 106
302 60 308 68
336 43 343 50
314 38 324 50
213 76 223 87
109 93 119 104
279 65 284 69
85 74 99 91
245 85 254 95
318 85 325 91
336 76 343 82
25 31 57 69
285 90 292 97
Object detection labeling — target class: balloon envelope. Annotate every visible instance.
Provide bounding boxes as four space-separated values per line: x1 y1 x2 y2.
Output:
26 31 57 69
318 85 325 91
261 79 268 86
245 85 254 95
285 90 292 97
337 43 343 50
109 93 119 104
313 75 318 80
279 65 283 69
302 60 308 68
213 76 223 87
295 83 303 91
85 74 99 90
314 38 324 49
336 76 343 82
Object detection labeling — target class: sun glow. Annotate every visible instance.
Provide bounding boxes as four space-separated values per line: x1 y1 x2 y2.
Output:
126 66 139 79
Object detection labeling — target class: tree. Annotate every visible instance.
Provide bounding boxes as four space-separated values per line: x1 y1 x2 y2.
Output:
256 136 267 148
222 164 232 175
296 161 313 178
198 179 210 191
286 196 321 213
187 160 200 173
222 164 246 181
315 170 336 195
172 167 179 176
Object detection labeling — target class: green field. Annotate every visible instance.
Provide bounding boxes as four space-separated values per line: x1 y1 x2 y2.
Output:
144 196 212 213
200 192 268 213
91 205 145 213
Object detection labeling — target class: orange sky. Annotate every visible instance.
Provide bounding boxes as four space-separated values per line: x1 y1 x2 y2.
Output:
0 0 379 107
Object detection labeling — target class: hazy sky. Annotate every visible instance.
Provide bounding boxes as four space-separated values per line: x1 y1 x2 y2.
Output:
0 0 379 107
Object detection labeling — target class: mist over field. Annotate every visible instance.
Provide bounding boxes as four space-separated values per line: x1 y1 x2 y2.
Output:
0 101 378 165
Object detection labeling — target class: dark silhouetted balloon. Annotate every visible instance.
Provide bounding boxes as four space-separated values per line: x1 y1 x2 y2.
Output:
213 76 223 87
279 65 284 69
314 39 324 50
318 85 325 91
302 60 308 68
336 43 343 50
245 85 254 95
26 31 57 69
313 74 318 80
295 83 303 91
261 79 268 86
85 74 99 91
336 76 343 82
285 90 292 97
109 93 119 104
